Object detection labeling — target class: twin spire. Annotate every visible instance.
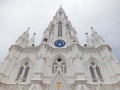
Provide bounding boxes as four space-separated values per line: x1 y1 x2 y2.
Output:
15 27 36 48
85 27 105 47
15 6 106 48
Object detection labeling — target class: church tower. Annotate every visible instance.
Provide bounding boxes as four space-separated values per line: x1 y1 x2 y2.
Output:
0 6 120 90
41 6 78 48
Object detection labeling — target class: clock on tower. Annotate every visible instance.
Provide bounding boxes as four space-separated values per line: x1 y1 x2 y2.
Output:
54 39 65 47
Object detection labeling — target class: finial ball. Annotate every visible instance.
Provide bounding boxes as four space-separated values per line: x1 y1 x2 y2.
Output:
85 32 88 35
90 27 93 30
33 33 36 35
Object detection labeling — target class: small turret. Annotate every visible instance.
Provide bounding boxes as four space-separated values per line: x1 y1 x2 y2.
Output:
85 32 93 47
15 27 30 48
91 27 105 47
28 33 36 47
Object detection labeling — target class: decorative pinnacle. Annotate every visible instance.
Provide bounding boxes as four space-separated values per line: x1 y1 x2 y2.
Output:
60 5 62 8
90 26 95 33
33 32 36 35
90 27 93 30
27 27 30 30
85 32 88 35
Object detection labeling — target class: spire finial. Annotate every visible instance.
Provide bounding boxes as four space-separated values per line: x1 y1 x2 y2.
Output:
28 32 36 47
26 27 30 33
27 27 30 30
90 26 93 30
33 32 36 35
85 32 88 35
90 26 95 33
60 5 62 8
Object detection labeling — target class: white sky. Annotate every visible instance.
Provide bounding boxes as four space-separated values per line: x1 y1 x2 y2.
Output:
0 0 120 62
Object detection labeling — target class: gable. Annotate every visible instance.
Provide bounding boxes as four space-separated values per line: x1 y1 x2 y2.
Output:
48 72 68 90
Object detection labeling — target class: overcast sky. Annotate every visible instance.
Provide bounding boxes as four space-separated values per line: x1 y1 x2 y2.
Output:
0 0 120 62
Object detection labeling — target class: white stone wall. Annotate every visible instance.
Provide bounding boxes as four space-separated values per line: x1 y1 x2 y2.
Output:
0 7 120 90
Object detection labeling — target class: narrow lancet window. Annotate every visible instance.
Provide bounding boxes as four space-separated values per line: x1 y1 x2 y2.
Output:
61 63 66 73
58 22 62 36
52 58 66 74
52 62 58 73
17 66 24 79
22 66 30 82
95 66 103 81
89 62 103 82
89 66 97 82
16 62 30 82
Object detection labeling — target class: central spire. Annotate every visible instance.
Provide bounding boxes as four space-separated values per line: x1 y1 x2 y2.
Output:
41 6 79 47
54 6 68 20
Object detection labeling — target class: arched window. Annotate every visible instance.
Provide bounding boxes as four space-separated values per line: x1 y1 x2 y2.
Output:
16 62 30 82
89 62 103 82
50 24 54 37
52 58 66 74
22 66 30 82
95 66 103 81
89 66 97 82
17 66 24 79
52 62 58 73
61 63 66 73
58 22 62 36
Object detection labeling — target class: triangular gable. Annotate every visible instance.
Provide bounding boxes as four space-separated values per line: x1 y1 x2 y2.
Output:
48 72 68 90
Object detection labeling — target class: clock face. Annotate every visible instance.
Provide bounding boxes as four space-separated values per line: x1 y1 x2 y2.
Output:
54 39 65 47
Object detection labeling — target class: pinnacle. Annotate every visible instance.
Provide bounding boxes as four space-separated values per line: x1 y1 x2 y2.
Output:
60 5 62 9
58 6 64 13
33 32 36 35
85 32 88 35
54 6 67 19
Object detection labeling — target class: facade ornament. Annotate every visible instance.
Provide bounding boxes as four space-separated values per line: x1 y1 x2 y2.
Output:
28 33 36 47
15 27 30 47
0 7 120 90
85 32 93 47
91 27 105 47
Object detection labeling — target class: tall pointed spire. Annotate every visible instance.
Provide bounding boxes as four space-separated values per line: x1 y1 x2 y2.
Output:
54 6 68 20
41 6 79 47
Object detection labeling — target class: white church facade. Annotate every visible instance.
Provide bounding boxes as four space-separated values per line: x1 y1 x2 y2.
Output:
0 7 120 90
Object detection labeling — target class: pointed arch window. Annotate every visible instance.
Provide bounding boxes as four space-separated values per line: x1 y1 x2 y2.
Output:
58 22 62 36
89 62 103 82
52 58 67 74
50 24 54 37
52 62 58 73
89 66 97 82
16 62 30 82
61 63 66 73
95 66 103 81
22 66 30 82
17 66 24 79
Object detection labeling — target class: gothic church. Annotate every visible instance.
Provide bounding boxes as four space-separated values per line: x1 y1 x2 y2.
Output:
0 7 120 90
